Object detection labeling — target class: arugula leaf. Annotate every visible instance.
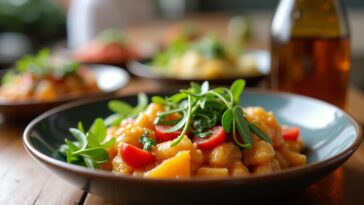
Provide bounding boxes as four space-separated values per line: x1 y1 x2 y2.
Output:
59 118 115 169
139 131 156 151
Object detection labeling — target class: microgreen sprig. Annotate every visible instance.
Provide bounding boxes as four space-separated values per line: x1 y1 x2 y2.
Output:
59 118 116 169
153 79 272 149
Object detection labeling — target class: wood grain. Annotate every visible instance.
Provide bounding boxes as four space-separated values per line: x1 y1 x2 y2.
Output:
0 121 84 205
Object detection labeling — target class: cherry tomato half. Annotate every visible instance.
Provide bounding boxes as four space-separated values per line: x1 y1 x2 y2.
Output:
282 127 300 141
193 126 226 150
120 144 155 168
155 125 184 141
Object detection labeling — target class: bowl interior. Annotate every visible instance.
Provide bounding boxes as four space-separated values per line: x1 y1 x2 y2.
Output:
27 91 360 170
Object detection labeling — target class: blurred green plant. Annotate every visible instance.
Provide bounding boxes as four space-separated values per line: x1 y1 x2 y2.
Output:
0 0 65 42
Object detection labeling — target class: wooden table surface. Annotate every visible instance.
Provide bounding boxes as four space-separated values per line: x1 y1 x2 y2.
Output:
0 78 363 205
1 14 364 205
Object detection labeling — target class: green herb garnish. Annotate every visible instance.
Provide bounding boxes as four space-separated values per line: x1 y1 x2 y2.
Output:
153 79 272 149
59 118 116 169
104 93 148 126
2 48 81 84
139 131 156 151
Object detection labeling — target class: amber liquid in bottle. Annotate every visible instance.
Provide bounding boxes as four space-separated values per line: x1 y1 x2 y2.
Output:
270 0 350 109
271 36 350 108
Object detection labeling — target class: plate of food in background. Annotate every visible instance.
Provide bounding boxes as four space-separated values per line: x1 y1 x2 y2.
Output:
128 35 270 85
73 30 147 68
0 49 129 120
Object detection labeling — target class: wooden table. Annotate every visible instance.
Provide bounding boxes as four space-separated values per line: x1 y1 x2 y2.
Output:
0 78 363 205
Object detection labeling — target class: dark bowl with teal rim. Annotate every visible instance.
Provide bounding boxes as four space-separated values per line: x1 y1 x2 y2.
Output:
23 90 362 204
0 64 129 120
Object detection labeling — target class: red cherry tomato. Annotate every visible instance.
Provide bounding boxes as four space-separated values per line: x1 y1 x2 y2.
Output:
119 144 155 168
282 127 300 141
193 126 226 150
155 125 183 141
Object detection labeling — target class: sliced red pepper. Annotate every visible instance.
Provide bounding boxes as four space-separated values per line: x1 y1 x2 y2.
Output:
155 125 184 141
120 144 155 168
282 127 300 141
193 126 226 150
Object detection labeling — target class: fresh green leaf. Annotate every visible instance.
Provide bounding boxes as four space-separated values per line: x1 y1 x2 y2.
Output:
83 157 97 169
104 113 123 126
75 147 109 163
152 96 167 105
89 118 107 143
222 109 233 133
134 93 148 113
108 100 134 115
201 81 209 94
100 137 116 149
65 139 79 152
249 123 272 144
230 79 246 105
77 122 85 134
233 106 253 148
69 128 87 149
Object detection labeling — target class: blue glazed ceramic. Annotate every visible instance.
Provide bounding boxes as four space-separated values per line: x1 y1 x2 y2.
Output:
23 90 362 204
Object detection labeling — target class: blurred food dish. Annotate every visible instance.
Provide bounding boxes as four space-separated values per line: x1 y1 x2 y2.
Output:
0 51 130 119
0 49 100 102
160 23 202 47
74 30 142 66
152 36 267 80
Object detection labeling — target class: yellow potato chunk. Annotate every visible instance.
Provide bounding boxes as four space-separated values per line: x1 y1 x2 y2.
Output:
274 152 289 169
115 124 155 147
252 162 272 175
244 140 275 166
112 156 133 175
280 149 307 167
244 107 284 148
145 151 191 178
229 161 250 177
196 167 229 178
155 136 193 161
208 143 242 167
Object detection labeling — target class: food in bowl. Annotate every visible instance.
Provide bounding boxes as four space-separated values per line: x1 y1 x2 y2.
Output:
74 29 141 65
152 35 263 79
0 49 100 102
160 23 202 47
59 80 306 178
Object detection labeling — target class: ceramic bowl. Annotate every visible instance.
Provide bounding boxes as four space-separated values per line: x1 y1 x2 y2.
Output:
23 91 362 204
0 64 129 120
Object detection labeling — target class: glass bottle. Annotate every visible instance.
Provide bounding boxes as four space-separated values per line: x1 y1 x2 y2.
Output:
270 0 350 109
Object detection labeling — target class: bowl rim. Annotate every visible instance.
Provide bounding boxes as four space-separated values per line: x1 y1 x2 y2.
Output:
0 64 130 106
23 89 363 184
